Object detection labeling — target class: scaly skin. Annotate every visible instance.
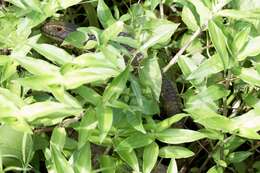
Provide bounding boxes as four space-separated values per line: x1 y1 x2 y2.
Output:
41 21 182 117
41 21 77 42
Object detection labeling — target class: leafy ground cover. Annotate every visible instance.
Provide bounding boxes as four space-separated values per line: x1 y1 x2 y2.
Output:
0 0 260 172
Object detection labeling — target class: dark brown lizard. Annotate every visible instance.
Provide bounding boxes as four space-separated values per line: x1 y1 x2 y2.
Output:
41 21 182 117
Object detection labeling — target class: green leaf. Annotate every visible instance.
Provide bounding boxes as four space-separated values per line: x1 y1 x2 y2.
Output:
58 0 82 9
51 145 74 173
127 111 146 134
73 52 117 69
187 54 224 80
232 26 250 55
237 36 260 61
181 6 199 31
50 86 82 108
159 146 194 159
16 75 61 91
156 113 188 132
96 105 113 143
30 43 74 65
11 56 60 76
207 166 223 173
0 87 25 108
228 151 252 163
22 0 42 12
155 128 206 144
208 20 230 69
63 67 119 89
16 101 82 123
101 21 124 45
117 150 139 172
0 126 33 167
5 0 26 9
237 68 260 87
102 66 130 103
217 9 260 21
100 155 116 173
232 109 260 139
142 142 159 173
116 133 154 151
140 19 179 50
139 54 162 101
71 142 92 173
74 86 101 106
97 0 116 28
50 127 66 150
167 159 178 173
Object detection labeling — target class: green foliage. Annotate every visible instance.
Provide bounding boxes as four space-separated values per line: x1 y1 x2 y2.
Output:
0 0 260 172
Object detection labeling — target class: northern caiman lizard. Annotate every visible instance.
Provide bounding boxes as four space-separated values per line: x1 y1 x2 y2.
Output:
41 21 182 116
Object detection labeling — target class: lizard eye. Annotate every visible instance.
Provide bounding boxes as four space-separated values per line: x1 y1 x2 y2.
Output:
55 26 63 32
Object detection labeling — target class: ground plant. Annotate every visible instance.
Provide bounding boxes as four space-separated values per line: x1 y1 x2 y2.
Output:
0 0 260 172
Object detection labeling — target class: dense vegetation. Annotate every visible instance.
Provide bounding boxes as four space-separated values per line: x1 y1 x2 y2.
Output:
1 0 260 172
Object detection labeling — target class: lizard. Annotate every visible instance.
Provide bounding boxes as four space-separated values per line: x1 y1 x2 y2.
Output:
41 21 183 117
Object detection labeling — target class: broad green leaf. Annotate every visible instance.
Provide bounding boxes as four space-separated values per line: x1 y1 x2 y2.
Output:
78 109 97 146
116 133 154 151
16 101 82 123
58 0 82 9
228 151 252 163
63 67 119 89
97 0 116 28
140 19 179 50
50 86 82 108
232 26 250 55
11 56 60 76
238 68 260 87
50 127 66 150
101 21 124 45
100 155 116 173
237 36 260 61
217 9 260 21
159 146 194 159
63 31 86 48
188 85 230 103
188 0 211 26
16 75 62 91
74 86 101 106
182 6 199 31
96 105 113 143
117 150 139 172
156 113 188 132
155 128 206 144
22 0 42 12
5 0 26 9
71 142 91 173
207 166 223 173
139 54 162 101
51 145 74 173
232 109 260 139
127 111 146 134
130 75 143 107
224 136 246 152
30 43 74 65
199 129 224 140
208 20 230 69
186 54 223 80
142 142 159 173
0 87 25 108
73 52 116 69
0 126 33 167
167 159 178 173
102 66 130 103
194 116 236 133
